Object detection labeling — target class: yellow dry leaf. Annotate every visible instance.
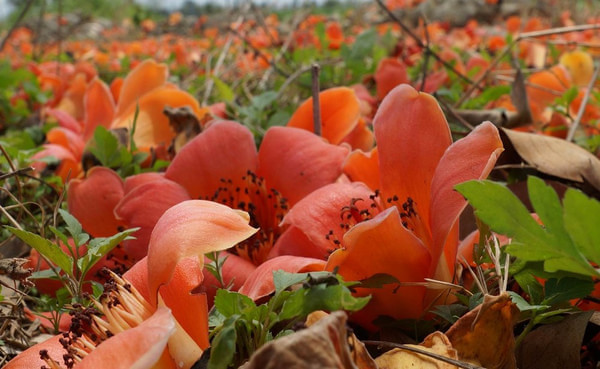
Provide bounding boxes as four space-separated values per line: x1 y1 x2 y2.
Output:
374 331 459 369
560 50 594 86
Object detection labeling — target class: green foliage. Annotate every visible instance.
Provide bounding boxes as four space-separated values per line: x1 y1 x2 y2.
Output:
208 271 370 369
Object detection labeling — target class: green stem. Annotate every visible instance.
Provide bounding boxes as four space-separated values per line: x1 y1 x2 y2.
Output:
515 312 537 348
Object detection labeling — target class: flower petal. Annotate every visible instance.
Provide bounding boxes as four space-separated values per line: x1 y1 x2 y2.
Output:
278 182 375 259
115 178 191 261
374 84 452 242
46 126 85 160
238 255 326 300
82 77 116 142
123 172 166 194
4 335 65 369
77 307 176 369
342 147 379 191
374 57 409 101
257 126 349 206
166 120 258 199
114 59 168 117
326 207 431 329
147 200 257 305
429 121 503 281
286 87 361 145
67 166 125 237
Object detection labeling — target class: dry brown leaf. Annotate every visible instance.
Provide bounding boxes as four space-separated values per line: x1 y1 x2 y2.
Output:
515 311 593 369
374 331 459 369
500 128 600 193
445 293 519 369
163 105 202 156
240 311 376 369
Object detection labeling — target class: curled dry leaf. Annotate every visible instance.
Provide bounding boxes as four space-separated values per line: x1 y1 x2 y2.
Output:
163 105 203 156
240 311 376 369
500 128 600 193
374 331 459 369
445 293 519 369
0 258 33 286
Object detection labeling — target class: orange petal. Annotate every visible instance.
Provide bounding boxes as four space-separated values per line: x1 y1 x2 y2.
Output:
147 200 258 305
111 85 204 149
46 127 85 160
238 255 326 300
110 77 123 103
340 117 375 151
287 87 361 145
429 121 503 282
342 147 379 191
114 59 168 117
123 257 151 302
165 120 258 199
82 77 116 142
374 84 452 242
115 178 191 261
45 108 82 133
56 72 88 121
202 252 257 307
279 182 375 259
374 58 409 101
123 172 166 194
67 166 125 237
326 207 431 329
257 126 349 206
268 225 325 260
78 307 175 369
4 335 65 369
31 143 81 182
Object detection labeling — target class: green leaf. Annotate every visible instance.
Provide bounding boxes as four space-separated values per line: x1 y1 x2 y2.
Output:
431 304 468 323
214 289 257 318
513 271 544 304
212 76 234 103
272 270 311 293
58 209 90 247
543 277 594 306
347 28 377 61
208 317 238 369
89 126 119 167
6 227 73 276
77 228 138 279
563 188 600 265
507 291 549 312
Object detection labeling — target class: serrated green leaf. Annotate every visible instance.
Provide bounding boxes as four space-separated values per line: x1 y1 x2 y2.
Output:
7 227 73 276
212 76 234 103
431 304 468 323
78 228 138 278
89 126 119 167
347 28 376 61
563 188 600 265
214 289 256 318
513 271 544 304
273 270 310 293
208 317 238 369
58 209 90 247
527 177 572 248
507 291 549 311
543 277 594 306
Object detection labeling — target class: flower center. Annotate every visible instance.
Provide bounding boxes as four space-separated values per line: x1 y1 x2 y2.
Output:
206 170 288 265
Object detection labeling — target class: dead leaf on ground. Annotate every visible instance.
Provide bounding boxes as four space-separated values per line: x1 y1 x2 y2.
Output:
499 128 600 194
515 311 594 369
445 293 519 369
240 311 376 369
374 331 459 369
163 105 203 156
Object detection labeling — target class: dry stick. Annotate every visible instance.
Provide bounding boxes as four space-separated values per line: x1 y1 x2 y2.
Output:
201 34 234 106
0 0 35 52
311 63 322 136
374 0 477 87
419 16 431 92
456 23 600 108
363 340 486 369
566 61 600 141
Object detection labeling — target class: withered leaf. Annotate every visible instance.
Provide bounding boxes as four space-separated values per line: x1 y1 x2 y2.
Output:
445 293 519 369
0 258 32 285
515 311 594 369
164 105 203 156
374 331 459 369
500 128 600 193
240 311 376 369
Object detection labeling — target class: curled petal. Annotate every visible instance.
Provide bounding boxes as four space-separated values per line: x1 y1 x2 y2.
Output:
374 58 409 101
67 166 125 237
429 121 503 281
258 126 349 206
114 59 168 117
78 307 175 369
326 207 431 329
46 127 85 160
287 87 361 145
165 120 258 199
31 143 81 181
83 77 116 142
123 172 166 194
239 255 326 300
340 117 375 151
147 200 257 305
342 148 379 191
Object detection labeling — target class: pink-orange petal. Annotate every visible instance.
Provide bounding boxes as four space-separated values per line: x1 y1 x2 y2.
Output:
374 84 452 241
115 178 191 261
46 126 85 160
268 225 326 260
45 108 82 133
165 120 258 199
4 335 65 369
147 200 257 305
326 207 431 329
342 147 379 191
280 182 375 259
67 166 125 237
123 172 166 194
257 126 349 206
82 77 116 142
114 59 168 117
238 255 326 300
429 121 503 281
77 307 176 369
340 117 375 151
286 87 361 145
374 57 409 101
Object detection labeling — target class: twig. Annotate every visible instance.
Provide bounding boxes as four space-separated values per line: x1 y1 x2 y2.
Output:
311 63 322 136
0 0 35 52
201 34 234 106
566 61 600 142
419 16 431 92
363 340 486 369
374 0 477 87
228 26 290 79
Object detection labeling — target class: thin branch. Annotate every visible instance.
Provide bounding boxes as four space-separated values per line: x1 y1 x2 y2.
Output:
567 61 600 142
311 63 322 136
0 0 35 52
